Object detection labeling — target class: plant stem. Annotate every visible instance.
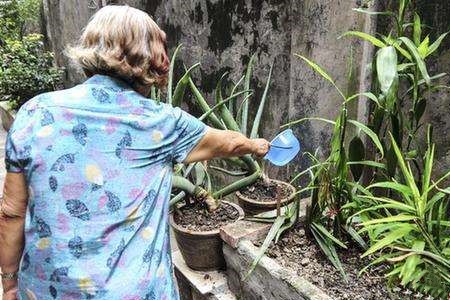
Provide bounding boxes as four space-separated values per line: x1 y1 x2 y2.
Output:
172 175 219 212
213 168 261 199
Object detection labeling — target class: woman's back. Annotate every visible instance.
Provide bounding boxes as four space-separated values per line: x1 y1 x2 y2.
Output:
6 74 206 299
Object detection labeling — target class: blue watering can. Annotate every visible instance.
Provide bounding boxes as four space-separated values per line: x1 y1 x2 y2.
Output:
264 129 300 166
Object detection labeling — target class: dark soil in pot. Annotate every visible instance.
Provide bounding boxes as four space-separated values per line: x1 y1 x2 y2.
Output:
260 223 413 300
173 200 240 231
170 199 244 271
240 178 291 202
236 178 296 215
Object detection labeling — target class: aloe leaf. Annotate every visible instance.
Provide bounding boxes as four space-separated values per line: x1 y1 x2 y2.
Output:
213 169 260 199
188 77 225 129
376 46 398 95
340 31 386 48
200 90 251 122
250 62 273 139
169 191 186 209
348 119 384 158
241 53 256 135
361 226 413 257
230 75 245 115
216 72 241 131
194 162 206 186
209 165 248 176
172 175 197 195
426 32 449 57
399 37 431 85
244 215 286 280
282 117 335 129
295 54 346 100
172 62 201 107
167 44 182 104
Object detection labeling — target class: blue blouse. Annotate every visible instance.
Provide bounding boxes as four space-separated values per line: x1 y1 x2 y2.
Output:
5 74 207 300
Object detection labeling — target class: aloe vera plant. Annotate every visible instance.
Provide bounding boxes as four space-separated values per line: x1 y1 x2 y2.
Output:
353 128 450 298
187 56 275 199
170 162 220 212
166 49 270 211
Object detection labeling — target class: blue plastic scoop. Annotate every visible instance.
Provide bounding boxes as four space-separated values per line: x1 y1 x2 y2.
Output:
264 129 300 166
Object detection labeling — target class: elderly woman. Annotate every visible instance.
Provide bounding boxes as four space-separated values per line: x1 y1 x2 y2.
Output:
0 6 269 300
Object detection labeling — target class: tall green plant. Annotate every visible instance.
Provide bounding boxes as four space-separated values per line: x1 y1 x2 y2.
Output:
279 55 386 276
342 1 449 180
354 131 450 297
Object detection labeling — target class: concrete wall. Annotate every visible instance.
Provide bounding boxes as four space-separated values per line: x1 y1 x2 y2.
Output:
41 0 449 180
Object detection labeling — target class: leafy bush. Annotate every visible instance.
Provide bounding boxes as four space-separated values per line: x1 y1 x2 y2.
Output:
354 130 450 298
0 0 40 40
0 34 63 110
0 0 63 111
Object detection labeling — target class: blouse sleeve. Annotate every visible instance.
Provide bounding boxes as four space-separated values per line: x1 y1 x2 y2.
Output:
4 100 40 173
171 107 208 163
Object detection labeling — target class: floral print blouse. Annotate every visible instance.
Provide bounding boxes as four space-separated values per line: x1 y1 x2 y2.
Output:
5 74 207 300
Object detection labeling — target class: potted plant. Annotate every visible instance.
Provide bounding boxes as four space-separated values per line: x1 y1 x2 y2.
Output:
188 55 297 216
156 47 248 270
169 163 245 271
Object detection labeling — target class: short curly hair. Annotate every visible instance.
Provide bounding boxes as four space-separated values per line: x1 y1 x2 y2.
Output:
67 5 169 90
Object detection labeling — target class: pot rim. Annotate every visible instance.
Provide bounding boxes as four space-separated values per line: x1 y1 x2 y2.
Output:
235 178 296 206
169 200 244 236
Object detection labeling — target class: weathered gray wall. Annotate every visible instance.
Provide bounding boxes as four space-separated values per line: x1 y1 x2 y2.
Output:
41 0 449 180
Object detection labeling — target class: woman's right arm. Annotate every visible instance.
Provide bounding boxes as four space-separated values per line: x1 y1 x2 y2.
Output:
184 127 270 164
0 172 28 300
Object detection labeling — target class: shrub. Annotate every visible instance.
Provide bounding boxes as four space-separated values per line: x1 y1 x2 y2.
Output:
0 33 63 110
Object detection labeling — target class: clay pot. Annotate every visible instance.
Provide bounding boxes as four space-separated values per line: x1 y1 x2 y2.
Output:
170 200 244 271
236 179 296 215
0 102 15 131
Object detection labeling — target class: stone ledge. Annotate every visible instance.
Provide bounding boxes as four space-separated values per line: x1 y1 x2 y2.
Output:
173 250 236 300
220 220 272 249
224 239 332 300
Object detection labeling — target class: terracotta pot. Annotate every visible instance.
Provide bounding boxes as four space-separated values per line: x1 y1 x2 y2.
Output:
235 179 296 215
170 200 244 271
0 102 15 132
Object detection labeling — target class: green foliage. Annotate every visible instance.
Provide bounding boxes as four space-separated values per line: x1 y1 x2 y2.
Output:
354 132 450 298
0 34 63 110
0 0 40 40
348 3 449 182
0 0 62 111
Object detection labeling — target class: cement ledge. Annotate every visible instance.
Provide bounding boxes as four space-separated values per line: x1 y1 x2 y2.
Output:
224 239 332 300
